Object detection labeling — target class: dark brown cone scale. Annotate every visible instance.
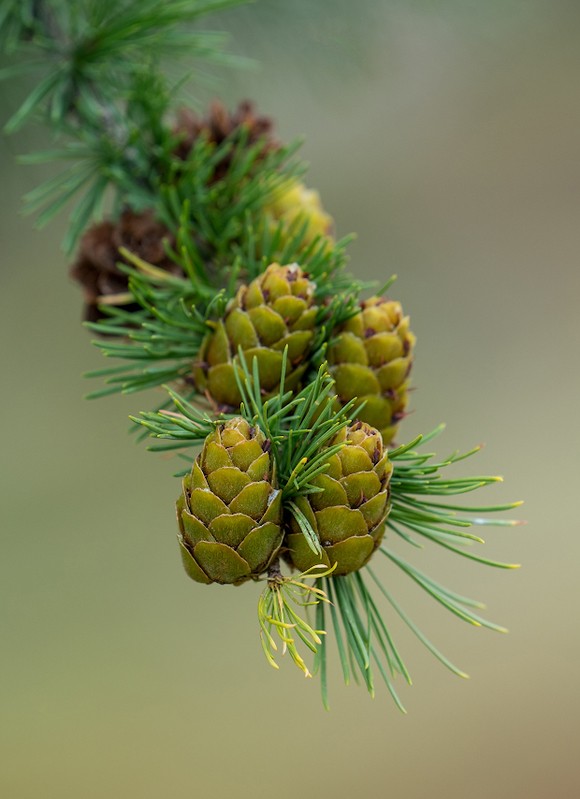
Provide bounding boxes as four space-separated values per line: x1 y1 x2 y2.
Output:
173 100 277 178
69 209 180 322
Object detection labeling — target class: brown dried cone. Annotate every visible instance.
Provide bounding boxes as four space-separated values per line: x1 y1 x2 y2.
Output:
328 297 415 444
173 99 277 177
286 422 393 576
176 418 283 585
69 209 179 323
194 263 318 410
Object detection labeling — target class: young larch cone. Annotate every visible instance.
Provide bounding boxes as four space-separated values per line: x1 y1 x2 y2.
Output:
194 263 318 410
285 422 393 575
328 297 415 444
176 418 283 585
266 179 334 248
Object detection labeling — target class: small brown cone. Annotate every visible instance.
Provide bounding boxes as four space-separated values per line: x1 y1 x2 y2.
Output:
173 99 277 178
69 209 179 323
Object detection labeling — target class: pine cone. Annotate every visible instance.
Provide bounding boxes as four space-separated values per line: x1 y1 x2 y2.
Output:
266 179 334 247
286 422 393 575
195 263 318 410
69 209 178 322
173 99 277 178
177 418 283 585
328 297 415 444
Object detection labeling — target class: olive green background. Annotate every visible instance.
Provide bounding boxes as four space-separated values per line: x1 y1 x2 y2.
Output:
1 2 579 797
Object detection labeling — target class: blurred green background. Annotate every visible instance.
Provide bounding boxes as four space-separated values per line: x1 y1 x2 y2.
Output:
1 2 579 797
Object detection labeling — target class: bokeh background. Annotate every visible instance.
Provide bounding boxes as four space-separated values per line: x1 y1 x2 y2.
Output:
1 1 579 797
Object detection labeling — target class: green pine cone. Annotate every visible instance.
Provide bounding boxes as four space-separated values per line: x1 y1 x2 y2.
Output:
195 263 318 409
286 421 393 575
328 297 415 444
176 418 283 585
265 179 334 249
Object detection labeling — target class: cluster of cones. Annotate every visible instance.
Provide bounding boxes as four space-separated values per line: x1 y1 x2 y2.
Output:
71 101 415 586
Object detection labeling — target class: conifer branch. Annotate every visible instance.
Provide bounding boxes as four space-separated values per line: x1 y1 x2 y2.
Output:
2 0 521 709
